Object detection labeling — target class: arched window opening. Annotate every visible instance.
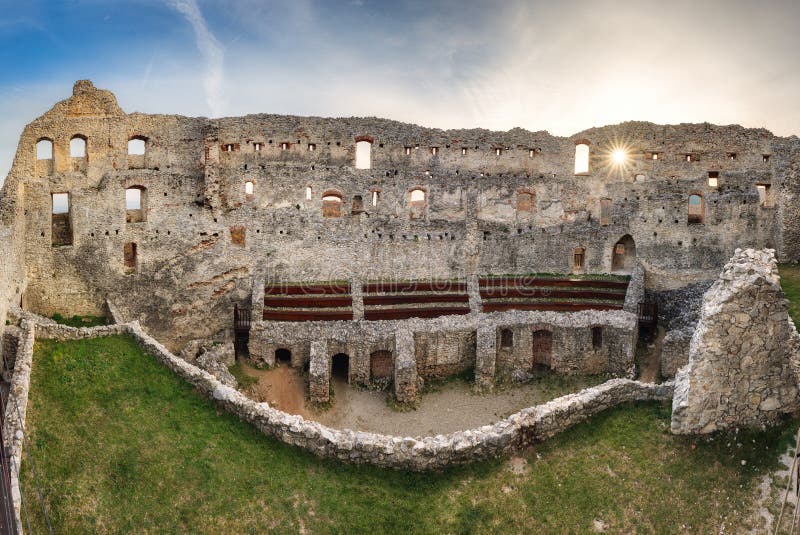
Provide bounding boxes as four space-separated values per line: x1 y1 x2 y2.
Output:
355 140 372 169
500 328 514 349
245 181 254 196
128 137 146 155
322 191 343 218
36 139 53 160
688 194 704 224
611 235 637 273
574 142 590 175
592 327 603 349
126 187 147 223
124 242 137 273
409 188 426 220
516 191 534 213
70 136 86 158
573 247 585 271
634 174 646 183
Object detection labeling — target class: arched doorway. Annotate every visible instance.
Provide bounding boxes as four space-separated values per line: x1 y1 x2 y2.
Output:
331 353 350 381
275 348 291 365
532 330 553 370
370 350 393 383
611 235 636 273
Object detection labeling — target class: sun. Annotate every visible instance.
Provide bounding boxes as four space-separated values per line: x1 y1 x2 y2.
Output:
611 149 627 165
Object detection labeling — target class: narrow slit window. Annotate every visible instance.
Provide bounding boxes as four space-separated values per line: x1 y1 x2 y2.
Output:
431 147 439 156
763 154 771 163
461 147 467 155
404 147 412 156
305 186 312 201
573 247 585 270
124 242 137 272
254 142 262 152
495 147 502 156
308 143 316 151
280 142 289 151
372 191 380 206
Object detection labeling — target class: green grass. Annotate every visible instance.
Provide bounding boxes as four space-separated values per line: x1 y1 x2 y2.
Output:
227 360 258 388
779 264 800 328
21 335 797 533
50 313 107 328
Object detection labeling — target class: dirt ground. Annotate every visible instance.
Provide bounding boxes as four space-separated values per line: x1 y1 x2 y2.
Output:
236 359 604 437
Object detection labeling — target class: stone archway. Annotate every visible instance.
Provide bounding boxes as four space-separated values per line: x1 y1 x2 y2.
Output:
611 235 636 273
275 348 291 365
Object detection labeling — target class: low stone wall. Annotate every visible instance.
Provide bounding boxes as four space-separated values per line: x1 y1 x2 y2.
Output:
127 320 671 470
660 326 694 379
2 319 34 535
8 312 673 482
623 262 645 314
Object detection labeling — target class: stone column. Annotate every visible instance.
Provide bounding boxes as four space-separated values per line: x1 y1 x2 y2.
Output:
308 341 330 404
474 326 496 391
351 277 364 321
394 329 419 405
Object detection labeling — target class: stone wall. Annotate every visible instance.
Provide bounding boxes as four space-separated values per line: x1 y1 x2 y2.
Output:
250 308 637 403
1 81 795 349
659 326 694 379
671 249 800 434
122 321 674 470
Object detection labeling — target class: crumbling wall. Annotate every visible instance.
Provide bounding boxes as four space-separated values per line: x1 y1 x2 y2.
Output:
671 249 800 434
3 81 795 349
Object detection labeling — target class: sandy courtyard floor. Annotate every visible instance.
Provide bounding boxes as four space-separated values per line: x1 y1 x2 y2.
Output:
236 359 605 437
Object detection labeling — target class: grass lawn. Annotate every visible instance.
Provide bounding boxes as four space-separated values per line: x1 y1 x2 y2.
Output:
21 335 797 533
779 263 800 327
49 313 107 328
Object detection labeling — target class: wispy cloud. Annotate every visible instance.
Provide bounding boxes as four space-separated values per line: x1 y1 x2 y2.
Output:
167 0 226 117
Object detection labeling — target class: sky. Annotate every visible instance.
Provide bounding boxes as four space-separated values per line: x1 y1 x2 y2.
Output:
1 0 799 186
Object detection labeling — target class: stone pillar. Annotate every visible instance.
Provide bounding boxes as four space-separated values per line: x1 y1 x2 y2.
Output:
250 274 265 324
394 329 419 405
467 274 482 314
308 341 330 404
474 327 496 391
351 277 364 321
671 249 800 434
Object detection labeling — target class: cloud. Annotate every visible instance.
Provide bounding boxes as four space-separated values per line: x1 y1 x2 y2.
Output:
167 0 226 117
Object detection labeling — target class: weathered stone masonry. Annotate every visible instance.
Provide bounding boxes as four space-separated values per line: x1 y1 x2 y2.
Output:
0 80 796 357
